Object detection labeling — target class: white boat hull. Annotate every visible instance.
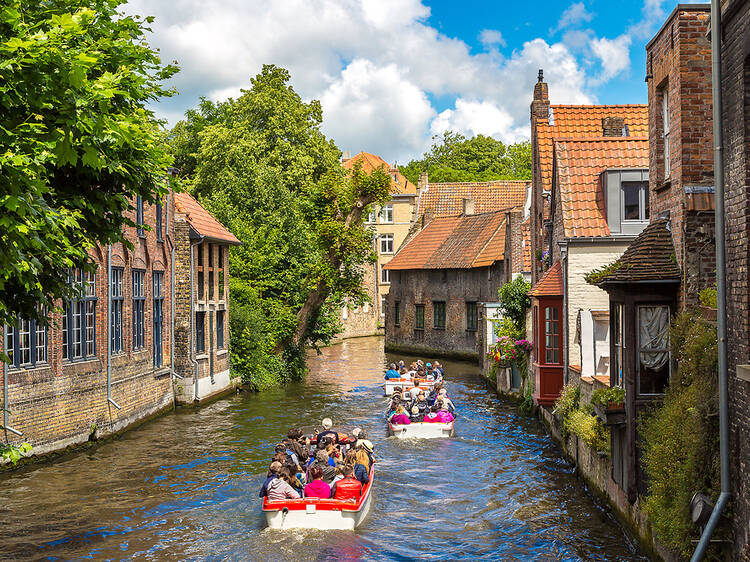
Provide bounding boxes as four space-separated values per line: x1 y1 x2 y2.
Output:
388 421 454 439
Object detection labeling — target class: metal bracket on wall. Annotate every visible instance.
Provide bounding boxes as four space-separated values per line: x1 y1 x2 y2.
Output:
108 398 121 410
0 424 23 436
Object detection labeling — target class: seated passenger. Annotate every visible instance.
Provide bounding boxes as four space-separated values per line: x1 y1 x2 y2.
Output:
266 467 301 501
316 417 340 444
427 382 443 406
283 427 309 465
331 465 363 501
433 361 445 377
384 363 401 380
303 465 331 499
410 390 429 413
344 449 370 484
390 405 411 425
307 450 337 484
259 461 283 498
410 405 424 422
400 367 412 381
438 389 456 413
423 405 441 423
435 402 455 423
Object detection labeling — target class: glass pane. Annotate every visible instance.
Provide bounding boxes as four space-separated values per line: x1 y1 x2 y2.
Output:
623 183 640 220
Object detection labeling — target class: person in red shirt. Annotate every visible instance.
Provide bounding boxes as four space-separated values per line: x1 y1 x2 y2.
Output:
331 465 362 501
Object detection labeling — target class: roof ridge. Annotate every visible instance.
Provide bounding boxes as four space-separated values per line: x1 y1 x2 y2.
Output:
550 104 648 108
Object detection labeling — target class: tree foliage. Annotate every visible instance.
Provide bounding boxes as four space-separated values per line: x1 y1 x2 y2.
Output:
171 65 391 389
0 0 177 330
399 131 531 185
498 276 532 332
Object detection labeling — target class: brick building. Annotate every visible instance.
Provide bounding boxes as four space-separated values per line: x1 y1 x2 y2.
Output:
339 152 418 338
173 192 240 404
1 188 239 459
384 208 522 359
719 0 750 557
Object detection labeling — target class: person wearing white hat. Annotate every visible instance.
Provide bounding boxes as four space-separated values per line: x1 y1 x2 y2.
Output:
438 388 456 414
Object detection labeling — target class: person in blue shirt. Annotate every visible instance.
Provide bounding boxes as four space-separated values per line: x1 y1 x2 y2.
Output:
384 363 400 379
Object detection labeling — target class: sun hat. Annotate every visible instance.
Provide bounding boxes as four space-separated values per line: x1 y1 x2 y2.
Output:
439 388 447 396
351 428 362 438
411 406 419 414
360 440 374 453
322 418 333 430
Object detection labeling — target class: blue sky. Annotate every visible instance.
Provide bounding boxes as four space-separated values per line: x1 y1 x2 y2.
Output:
124 0 698 163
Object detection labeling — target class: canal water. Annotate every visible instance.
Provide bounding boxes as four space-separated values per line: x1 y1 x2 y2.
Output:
0 337 647 561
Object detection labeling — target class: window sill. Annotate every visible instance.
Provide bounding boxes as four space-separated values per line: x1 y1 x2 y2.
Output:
433 326 446 331
465 328 478 333
64 357 100 365
8 362 52 372
654 180 671 192
196 353 209 360
216 349 228 357
414 328 424 332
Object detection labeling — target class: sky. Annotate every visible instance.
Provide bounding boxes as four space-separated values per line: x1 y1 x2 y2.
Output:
124 0 703 164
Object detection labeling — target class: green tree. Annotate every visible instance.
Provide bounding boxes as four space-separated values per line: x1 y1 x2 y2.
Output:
0 0 177 331
399 131 531 184
498 276 532 331
173 65 391 388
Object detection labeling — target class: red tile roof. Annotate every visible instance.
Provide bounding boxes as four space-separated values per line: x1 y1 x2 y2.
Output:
535 105 648 204
174 192 241 245
384 211 507 270
343 152 416 195
417 180 528 218
555 137 649 238
529 261 563 297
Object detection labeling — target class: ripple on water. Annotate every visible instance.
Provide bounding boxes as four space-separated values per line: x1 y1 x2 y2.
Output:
0 337 649 561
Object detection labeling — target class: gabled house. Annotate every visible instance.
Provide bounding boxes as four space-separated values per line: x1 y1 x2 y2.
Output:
530 133 650 407
339 151 418 338
384 209 518 359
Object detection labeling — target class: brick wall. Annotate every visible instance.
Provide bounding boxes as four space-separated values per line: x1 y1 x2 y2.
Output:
0 195 175 457
646 5 715 307
530 76 550 285
385 262 505 359
504 209 524 279
338 262 380 339
722 1 750 557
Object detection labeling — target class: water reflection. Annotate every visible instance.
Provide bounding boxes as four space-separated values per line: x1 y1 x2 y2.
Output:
0 336 648 560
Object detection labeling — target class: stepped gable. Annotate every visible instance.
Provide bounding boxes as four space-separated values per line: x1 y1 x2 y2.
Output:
384 211 507 270
342 151 416 195
555 136 649 238
174 192 241 245
529 261 563 297
588 219 681 285
416 180 528 218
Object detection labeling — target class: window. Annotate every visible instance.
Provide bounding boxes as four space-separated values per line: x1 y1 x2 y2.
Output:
218 246 225 299
196 311 205 354
111 268 124 354
380 204 394 224
208 243 214 300
433 301 446 329
136 196 145 237
415 304 424 330
381 265 390 284
622 181 649 221
466 302 478 331
63 269 96 360
380 296 386 317
155 200 163 242
366 209 376 223
5 313 47 369
662 87 670 179
380 234 394 254
217 309 225 349
612 303 624 388
544 306 560 364
637 305 671 395
394 302 400 326
153 272 164 367
132 270 145 350
197 244 204 300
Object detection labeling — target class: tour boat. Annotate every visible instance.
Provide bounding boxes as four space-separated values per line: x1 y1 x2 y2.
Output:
262 466 375 530
388 420 454 439
383 377 438 396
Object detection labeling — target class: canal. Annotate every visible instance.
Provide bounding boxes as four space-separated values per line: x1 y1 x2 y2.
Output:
0 337 647 560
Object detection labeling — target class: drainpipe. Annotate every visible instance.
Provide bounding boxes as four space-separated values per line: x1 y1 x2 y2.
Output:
560 241 569 385
189 237 204 402
2 359 22 437
107 244 120 410
165 192 181 382
691 1 729 559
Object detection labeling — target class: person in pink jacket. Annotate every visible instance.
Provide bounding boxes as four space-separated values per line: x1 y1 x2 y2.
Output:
435 403 454 423
304 465 332 498
389 405 411 425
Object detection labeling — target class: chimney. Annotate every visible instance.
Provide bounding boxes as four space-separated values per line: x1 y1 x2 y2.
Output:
530 68 550 123
417 172 428 195
462 198 475 215
422 207 434 230
342 150 351 164
602 116 626 137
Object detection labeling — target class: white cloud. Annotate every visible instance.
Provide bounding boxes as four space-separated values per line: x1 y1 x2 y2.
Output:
431 99 526 144
479 29 506 48
124 0 598 162
590 34 633 83
553 2 594 33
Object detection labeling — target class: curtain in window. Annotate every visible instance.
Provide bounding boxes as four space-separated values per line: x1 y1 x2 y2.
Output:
639 306 669 369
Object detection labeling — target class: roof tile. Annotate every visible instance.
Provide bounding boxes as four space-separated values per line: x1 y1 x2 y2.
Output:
529 261 563 297
174 192 241 245
417 180 528 218
343 152 417 195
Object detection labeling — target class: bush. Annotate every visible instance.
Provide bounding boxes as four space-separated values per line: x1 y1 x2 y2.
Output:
497 276 531 331
567 409 609 453
640 311 720 556
591 387 625 408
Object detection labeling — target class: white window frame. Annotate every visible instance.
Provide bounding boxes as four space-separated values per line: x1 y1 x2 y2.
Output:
381 265 390 284
380 234 394 254
621 180 649 222
380 295 386 317
366 208 376 224
380 204 394 224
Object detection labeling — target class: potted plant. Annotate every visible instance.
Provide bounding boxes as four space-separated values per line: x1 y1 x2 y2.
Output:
591 387 626 425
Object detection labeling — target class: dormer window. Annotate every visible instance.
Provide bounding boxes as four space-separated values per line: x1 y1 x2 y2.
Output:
622 181 649 221
603 169 650 236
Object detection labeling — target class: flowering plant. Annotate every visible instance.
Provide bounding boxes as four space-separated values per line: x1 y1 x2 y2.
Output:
489 337 533 364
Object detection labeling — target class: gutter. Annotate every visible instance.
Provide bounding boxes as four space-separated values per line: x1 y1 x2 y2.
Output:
189 236 205 402
107 244 121 411
165 192 181 383
691 1 730 559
